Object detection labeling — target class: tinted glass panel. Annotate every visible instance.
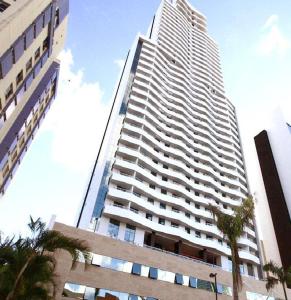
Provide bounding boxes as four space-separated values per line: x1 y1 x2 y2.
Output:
44 5 52 26
13 36 25 62
189 276 197 288
35 15 44 37
25 25 34 49
132 263 141 275
175 273 183 285
0 49 13 78
149 267 158 279
197 279 213 291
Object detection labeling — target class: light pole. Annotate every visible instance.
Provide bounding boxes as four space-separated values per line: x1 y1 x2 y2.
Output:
210 272 218 300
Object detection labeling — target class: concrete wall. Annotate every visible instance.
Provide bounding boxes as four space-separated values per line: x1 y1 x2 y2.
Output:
53 223 290 300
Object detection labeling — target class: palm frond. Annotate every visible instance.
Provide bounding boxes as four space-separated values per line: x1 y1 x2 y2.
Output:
265 276 279 291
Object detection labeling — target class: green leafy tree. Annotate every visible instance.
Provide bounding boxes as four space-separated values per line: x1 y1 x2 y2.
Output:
208 197 255 300
0 217 90 300
263 261 291 300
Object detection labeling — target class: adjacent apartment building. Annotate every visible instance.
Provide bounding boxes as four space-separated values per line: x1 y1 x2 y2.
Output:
254 108 291 274
53 0 289 299
0 0 68 194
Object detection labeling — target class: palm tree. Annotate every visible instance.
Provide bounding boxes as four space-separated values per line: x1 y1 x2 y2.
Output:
263 261 291 300
208 197 255 300
0 217 90 300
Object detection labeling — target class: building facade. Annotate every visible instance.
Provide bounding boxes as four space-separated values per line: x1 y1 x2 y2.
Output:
54 223 289 300
53 0 287 299
254 108 291 273
0 0 69 194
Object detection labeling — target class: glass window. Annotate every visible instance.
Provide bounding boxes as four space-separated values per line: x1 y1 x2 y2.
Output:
195 231 201 238
149 267 158 279
195 204 200 209
132 263 142 275
175 273 184 285
63 282 86 298
26 58 32 73
124 224 136 243
100 256 125 272
158 218 165 225
108 219 120 238
146 213 152 221
160 203 166 209
84 287 96 300
5 83 13 100
34 47 40 61
16 70 23 85
189 276 197 288
197 279 213 292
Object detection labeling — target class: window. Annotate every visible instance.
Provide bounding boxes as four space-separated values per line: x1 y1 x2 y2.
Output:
195 180 199 184
206 221 212 226
197 279 213 291
195 217 200 223
185 227 190 234
5 83 13 100
43 37 49 51
149 184 155 190
247 263 254 277
186 187 190 192
159 218 165 225
162 176 168 181
195 204 200 209
151 171 157 176
107 219 120 238
0 1 10 12
195 231 201 238
152 159 158 164
124 224 136 243
189 276 197 288
171 222 179 228
223 204 227 209
149 267 158 279
175 273 184 285
164 153 169 158
218 239 223 245
160 203 166 209
146 213 152 221
147 198 154 204
206 235 213 240
26 58 32 73
195 191 200 196
132 263 142 275
185 199 190 205
161 189 167 195
163 164 168 169
16 70 23 86
185 212 190 218
34 47 40 61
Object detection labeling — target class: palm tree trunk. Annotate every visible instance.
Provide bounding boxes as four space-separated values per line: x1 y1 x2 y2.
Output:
231 241 242 300
6 254 35 300
232 271 239 300
282 282 288 300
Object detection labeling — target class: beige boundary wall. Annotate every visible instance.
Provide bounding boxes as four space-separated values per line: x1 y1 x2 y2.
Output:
53 223 290 300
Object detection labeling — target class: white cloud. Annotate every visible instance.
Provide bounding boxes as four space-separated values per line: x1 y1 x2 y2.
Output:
114 59 125 70
262 14 278 30
42 49 110 173
256 15 291 56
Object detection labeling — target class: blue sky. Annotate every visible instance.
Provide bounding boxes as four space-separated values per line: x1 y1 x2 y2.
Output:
0 0 291 236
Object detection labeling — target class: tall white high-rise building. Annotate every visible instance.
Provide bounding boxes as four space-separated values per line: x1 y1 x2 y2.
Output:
78 0 260 279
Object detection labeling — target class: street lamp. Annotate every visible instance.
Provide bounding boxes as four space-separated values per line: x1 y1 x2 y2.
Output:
209 272 218 300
